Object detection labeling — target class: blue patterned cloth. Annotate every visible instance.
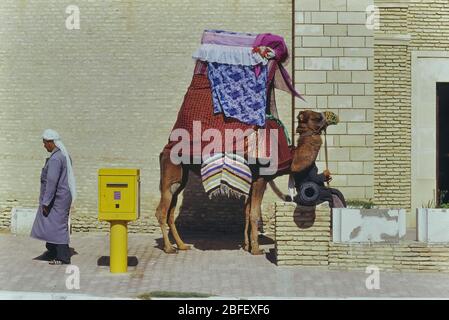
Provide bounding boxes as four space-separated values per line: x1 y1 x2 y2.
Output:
207 62 268 126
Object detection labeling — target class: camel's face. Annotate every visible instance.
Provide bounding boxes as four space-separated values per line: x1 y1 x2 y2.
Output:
296 110 338 134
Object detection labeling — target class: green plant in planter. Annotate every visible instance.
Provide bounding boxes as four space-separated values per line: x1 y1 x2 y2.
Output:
439 190 448 208
422 189 449 208
422 189 437 208
423 198 436 209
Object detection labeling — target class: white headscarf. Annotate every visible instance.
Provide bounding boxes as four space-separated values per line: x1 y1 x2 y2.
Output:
42 129 77 202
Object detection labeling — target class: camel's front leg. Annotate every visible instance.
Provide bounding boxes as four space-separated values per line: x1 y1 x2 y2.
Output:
249 178 267 255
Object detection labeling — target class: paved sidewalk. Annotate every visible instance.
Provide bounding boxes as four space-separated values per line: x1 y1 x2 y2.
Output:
0 290 129 300
1 232 449 299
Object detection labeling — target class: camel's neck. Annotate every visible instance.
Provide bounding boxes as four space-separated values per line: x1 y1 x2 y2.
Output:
290 134 322 173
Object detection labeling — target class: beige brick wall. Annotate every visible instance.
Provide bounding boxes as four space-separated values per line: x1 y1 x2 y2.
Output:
374 43 411 208
409 0 449 49
275 202 331 266
295 0 374 201
330 242 449 272
0 1 292 232
373 0 449 214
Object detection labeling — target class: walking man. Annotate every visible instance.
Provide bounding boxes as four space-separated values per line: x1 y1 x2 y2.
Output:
31 129 76 265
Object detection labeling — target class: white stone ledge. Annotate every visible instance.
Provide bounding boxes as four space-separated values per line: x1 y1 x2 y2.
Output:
374 0 410 8
374 34 411 45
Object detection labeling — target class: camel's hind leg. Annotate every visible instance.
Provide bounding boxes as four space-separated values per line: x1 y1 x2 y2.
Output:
155 150 186 254
167 187 191 251
249 178 267 255
243 199 251 251
155 192 176 253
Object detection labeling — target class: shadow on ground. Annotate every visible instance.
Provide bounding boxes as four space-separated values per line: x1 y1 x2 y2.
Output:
175 171 246 234
33 247 78 261
97 256 139 267
154 233 277 264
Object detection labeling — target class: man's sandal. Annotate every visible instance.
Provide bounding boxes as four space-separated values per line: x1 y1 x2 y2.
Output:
49 259 67 265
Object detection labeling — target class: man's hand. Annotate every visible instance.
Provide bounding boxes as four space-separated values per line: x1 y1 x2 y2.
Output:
42 205 50 217
323 169 332 182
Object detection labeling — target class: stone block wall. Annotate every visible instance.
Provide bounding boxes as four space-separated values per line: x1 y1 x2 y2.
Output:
0 0 292 233
295 0 449 221
294 0 375 201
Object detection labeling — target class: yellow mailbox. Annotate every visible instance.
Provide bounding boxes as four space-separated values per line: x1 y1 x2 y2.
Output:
98 168 140 273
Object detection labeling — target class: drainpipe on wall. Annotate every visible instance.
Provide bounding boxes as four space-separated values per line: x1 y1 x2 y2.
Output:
291 0 296 147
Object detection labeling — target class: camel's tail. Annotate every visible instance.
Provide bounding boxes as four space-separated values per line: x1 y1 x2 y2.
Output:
268 180 292 202
158 152 163 191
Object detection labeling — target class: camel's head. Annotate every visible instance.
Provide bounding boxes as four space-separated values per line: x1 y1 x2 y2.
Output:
296 110 339 136
290 110 339 172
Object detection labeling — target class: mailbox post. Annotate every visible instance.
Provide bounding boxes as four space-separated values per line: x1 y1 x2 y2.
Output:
98 168 140 273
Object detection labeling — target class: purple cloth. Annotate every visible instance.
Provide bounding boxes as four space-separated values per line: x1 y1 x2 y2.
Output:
208 62 268 126
277 64 305 100
31 149 72 245
253 33 305 101
253 33 289 63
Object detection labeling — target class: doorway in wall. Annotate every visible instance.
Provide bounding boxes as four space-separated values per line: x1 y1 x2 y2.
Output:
437 83 449 206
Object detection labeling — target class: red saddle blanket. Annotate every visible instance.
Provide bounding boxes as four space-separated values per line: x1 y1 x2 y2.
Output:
163 73 292 174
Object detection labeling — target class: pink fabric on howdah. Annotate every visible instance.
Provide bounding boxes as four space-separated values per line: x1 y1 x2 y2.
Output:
253 33 305 100
253 33 289 63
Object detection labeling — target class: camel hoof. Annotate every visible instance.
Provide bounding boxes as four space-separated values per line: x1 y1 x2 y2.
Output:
164 246 178 254
251 248 265 255
178 244 191 251
243 244 250 252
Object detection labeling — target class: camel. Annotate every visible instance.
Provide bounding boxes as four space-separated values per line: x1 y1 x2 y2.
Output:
155 109 337 255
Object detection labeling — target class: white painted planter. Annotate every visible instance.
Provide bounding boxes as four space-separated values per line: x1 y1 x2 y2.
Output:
417 208 449 243
10 208 37 235
332 208 406 243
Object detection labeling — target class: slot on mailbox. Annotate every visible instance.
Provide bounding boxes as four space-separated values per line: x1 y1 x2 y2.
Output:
107 183 128 188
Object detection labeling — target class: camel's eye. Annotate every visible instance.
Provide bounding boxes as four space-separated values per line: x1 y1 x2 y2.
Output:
298 112 308 122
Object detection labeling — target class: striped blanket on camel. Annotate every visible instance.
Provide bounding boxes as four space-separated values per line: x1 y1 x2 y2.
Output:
201 153 252 200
